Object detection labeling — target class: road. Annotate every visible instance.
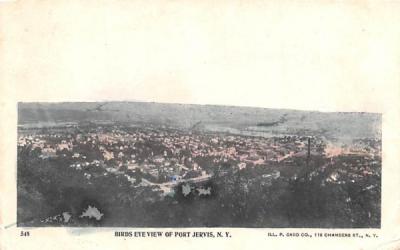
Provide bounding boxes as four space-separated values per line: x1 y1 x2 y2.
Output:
140 174 213 194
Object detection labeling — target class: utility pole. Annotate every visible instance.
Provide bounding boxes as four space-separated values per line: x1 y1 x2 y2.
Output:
307 137 311 166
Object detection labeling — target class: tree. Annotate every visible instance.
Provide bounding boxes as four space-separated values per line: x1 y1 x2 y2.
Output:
134 168 142 185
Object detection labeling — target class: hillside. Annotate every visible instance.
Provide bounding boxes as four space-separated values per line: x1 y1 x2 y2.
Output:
18 102 381 141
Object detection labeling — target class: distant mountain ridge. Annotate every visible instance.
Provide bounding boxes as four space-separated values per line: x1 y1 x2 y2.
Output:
18 102 381 141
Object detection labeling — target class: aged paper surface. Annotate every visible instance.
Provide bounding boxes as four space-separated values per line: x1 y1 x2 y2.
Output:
1 0 399 249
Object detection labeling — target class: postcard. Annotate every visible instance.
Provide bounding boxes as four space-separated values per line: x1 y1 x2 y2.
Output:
1 1 399 250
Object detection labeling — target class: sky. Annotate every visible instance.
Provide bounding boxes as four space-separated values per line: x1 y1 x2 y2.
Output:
1 1 399 114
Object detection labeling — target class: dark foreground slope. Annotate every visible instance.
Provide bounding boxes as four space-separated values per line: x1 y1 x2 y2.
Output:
18 150 380 227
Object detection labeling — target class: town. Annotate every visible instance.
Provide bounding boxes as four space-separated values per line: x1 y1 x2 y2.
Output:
17 122 381 227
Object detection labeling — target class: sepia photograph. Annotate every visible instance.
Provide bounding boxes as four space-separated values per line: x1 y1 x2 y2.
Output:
17 102 381 228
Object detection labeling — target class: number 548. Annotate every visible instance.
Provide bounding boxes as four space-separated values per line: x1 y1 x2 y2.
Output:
20 231 30 236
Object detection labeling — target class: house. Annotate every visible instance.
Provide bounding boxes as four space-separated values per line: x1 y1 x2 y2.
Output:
39 147 57 159
238 162 246 170
103 150 114 161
